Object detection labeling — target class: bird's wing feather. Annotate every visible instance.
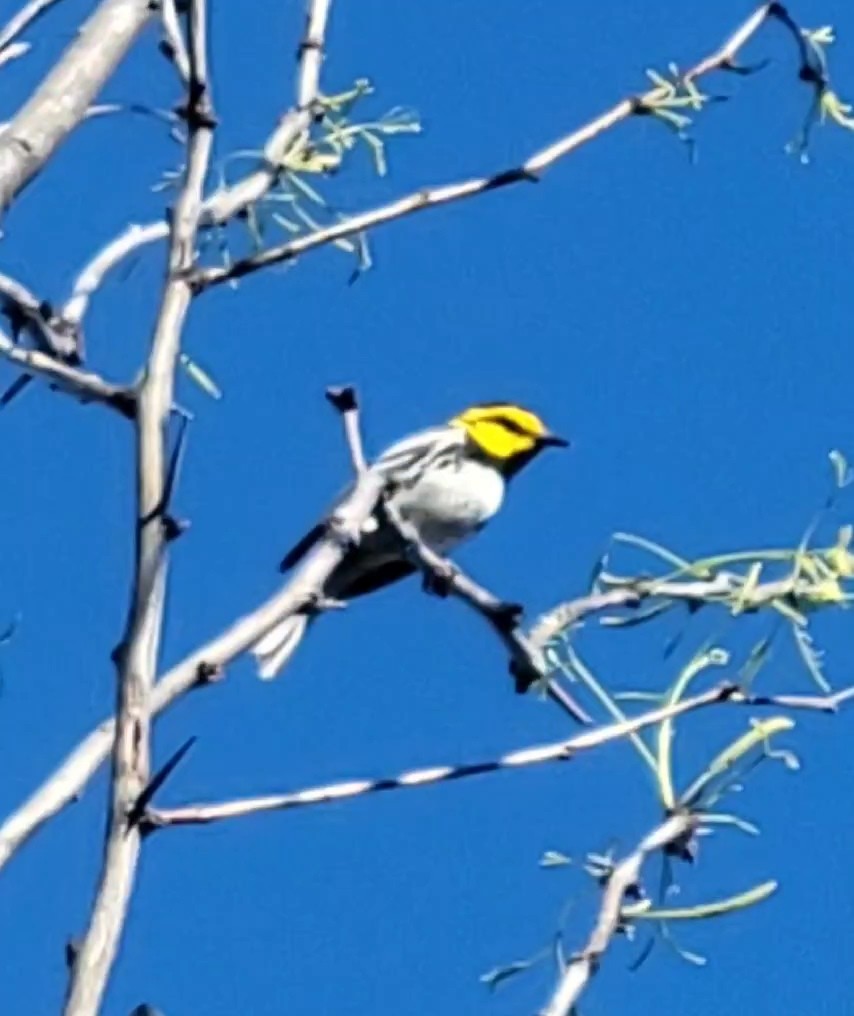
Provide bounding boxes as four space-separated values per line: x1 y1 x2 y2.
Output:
333 559 417 598
278 425 464 572
279 523 327 572
371 424 464 482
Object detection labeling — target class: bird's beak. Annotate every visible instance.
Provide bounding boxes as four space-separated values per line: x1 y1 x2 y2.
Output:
536 433 570 449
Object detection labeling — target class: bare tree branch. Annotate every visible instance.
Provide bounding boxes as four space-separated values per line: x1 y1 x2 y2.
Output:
62 1 216 1010
0 270 78 359
0 0 154 214
56 0 334 333
541 812 696 1016
190 4 806 291
0 328 135 414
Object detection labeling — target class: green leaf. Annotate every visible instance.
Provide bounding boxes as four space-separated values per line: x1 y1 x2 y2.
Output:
479 959 535 991
680 716 795 808
180 354 222 400
829 449 852 488
792 623 831 692
628 880 777 921
539 850 573 869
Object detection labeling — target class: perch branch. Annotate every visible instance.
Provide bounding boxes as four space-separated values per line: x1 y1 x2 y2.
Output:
63 1 215 1011
381 497 592 724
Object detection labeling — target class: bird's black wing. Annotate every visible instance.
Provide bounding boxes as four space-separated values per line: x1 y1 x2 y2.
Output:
335 559 416 598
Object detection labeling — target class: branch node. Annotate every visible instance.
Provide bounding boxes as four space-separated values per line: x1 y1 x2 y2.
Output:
162 514 191 542
510 656 542 694
64 938 80 971
665 822 698 863
325 384 358 413
128 736 198 830
196 660 222 683
798 63 825 87
486 167 539 190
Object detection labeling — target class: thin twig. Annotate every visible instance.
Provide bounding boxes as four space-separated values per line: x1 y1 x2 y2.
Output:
326 384 367 474
144 686 733 829
191 4 804 291
540 813 696 1016
0 328 135 415
60 222 172 334
0 0 64 56
159 0 191 88
527 565 846 647
0 41 29 69
62 1 216 1011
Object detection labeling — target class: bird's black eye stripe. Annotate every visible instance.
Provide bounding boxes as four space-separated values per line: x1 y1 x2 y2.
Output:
480 413 533 437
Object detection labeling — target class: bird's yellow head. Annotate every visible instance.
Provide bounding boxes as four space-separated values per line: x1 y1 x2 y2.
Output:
450 403 568 474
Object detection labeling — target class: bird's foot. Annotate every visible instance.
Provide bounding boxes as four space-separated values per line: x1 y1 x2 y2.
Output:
306 592 347 615
422 559 460 598
327 512 362 552
488 600 525 631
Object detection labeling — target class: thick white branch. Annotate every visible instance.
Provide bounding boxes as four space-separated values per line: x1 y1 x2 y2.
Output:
0 0 153 212
62 1 215 1010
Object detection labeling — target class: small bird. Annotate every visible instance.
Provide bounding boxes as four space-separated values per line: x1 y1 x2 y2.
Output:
251 402 568 679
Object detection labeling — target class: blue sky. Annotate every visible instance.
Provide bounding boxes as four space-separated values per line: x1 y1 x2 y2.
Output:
2 1 854 1013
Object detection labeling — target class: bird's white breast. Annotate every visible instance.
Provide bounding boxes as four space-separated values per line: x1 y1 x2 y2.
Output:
391 457 505 552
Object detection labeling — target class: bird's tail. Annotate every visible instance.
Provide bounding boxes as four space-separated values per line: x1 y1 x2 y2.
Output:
251 613 311 680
